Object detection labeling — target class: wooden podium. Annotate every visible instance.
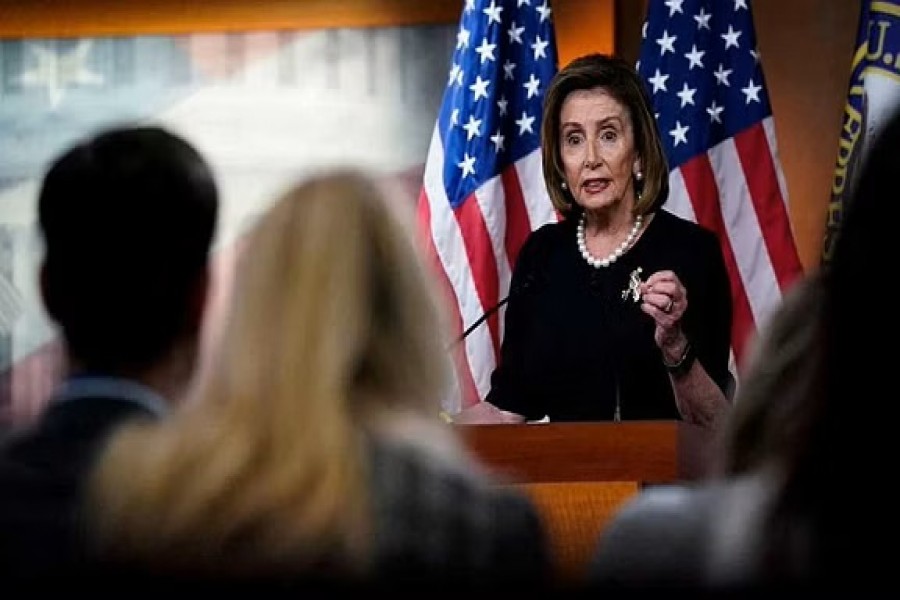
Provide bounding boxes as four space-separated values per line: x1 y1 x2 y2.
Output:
457 421 717 582
458 420 716 484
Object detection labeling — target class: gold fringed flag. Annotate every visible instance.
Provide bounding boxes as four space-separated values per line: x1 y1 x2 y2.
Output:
824 0 900 264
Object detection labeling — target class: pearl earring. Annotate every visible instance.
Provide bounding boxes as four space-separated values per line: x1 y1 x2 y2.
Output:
635 170 644 182
561 181 568 190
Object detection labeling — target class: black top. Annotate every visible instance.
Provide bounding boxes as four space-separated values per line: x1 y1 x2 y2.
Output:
0 395 157 579
486 210 732 422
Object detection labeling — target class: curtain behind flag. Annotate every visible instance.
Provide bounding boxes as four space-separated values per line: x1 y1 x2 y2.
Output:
418 0 558 411
823 0 900 264
637 0 802 372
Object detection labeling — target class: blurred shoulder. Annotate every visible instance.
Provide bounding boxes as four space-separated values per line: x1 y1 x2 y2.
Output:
366 423 548 580
591 474 777 589
601 482 718 542
368 418 537 518
589 483 720 587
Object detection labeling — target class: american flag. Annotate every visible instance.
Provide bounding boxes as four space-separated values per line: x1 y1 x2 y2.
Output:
637 0 803 369
418 0 558 412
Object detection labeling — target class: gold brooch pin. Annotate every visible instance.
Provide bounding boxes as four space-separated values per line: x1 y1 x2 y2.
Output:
621 267 643 303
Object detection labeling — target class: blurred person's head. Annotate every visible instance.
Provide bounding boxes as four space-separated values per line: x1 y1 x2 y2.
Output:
208 170 451 426
794 101 896 583
720 274 826 477
774 105 895 502
38 125 218 379
719 107 899 586
87 170 452 577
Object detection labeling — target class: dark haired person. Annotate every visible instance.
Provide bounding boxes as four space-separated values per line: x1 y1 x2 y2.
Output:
0 125 218 579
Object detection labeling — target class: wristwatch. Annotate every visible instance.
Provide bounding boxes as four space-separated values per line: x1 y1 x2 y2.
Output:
663 342 695 378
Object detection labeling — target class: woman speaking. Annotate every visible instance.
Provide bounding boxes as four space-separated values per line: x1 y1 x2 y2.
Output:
456 54 733 428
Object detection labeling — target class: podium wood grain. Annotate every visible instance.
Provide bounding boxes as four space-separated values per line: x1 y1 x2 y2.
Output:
515 481 640 582
459 421 714 484
459 421 716 582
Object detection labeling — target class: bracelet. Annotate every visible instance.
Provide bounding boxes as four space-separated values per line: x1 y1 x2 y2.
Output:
663 342 695 378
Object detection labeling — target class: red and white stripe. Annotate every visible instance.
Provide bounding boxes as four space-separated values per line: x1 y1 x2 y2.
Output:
664 116 803 371
418 125 556 411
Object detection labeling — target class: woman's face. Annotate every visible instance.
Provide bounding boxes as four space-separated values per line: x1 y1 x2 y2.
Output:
558 86 641 215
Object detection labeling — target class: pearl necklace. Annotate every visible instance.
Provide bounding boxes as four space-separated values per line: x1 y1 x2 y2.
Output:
576 213 643 268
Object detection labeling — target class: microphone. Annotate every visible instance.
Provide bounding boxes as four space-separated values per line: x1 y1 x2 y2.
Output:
451 232 550 346
456 295 511 344
453 269 540 345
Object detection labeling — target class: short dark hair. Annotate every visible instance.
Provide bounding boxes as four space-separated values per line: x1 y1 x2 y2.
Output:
541 53 669 217
38 125 218 371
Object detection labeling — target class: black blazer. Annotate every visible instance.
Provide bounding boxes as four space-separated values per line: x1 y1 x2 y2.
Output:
0 396 157 579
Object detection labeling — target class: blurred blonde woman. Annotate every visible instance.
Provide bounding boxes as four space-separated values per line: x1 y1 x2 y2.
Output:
83 170 549 588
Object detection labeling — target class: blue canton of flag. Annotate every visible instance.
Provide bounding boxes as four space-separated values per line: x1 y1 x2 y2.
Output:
439 0 556 206
638 0 771 169
637 0 802 369
420 0 559 410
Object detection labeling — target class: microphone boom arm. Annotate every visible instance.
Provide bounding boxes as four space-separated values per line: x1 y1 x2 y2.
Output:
455 295 510 345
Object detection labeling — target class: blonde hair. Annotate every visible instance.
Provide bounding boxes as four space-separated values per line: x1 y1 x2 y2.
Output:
86 170 451 576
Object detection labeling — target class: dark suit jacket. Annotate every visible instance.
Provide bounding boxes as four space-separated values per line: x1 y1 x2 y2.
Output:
0 395 157 579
